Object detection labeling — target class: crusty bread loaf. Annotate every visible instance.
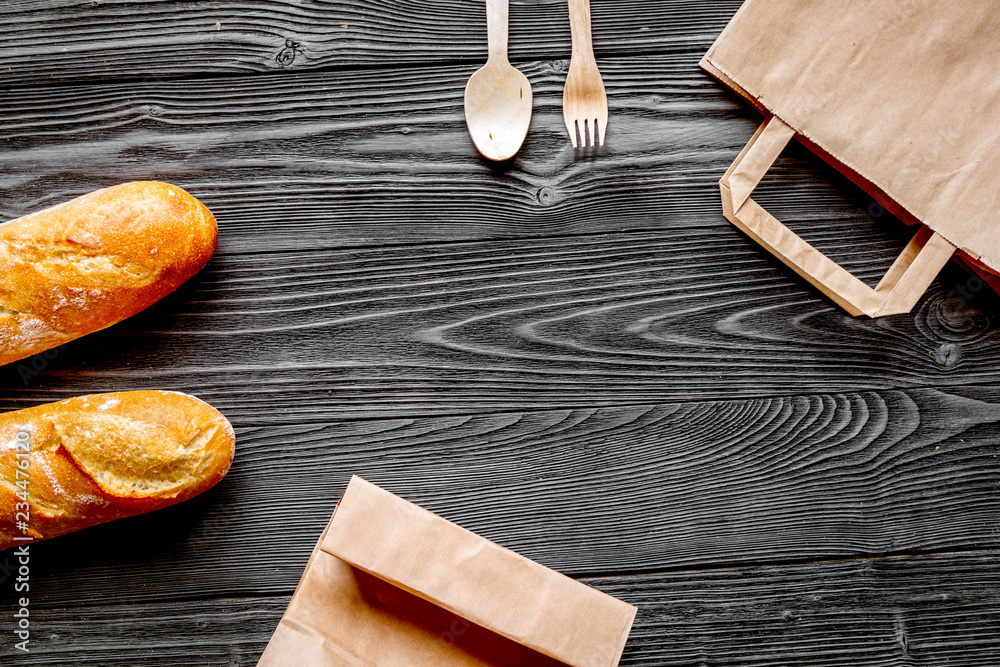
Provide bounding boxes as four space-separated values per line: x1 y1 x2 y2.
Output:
0 391 235 550
0 182 217 367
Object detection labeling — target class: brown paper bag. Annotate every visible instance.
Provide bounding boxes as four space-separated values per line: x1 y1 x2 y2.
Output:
701 0 1000 316
258 477 637 667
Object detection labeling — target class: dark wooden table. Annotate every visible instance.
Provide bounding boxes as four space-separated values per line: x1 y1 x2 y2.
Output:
2 1 1000 665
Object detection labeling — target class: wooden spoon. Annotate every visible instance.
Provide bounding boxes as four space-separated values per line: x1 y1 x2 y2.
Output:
464 0 533 161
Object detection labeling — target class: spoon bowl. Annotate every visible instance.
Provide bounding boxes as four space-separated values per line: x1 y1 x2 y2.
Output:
464 61 533 161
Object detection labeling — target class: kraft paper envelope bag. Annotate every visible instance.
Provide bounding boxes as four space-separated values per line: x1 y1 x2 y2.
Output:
701 0 1000 317
258 476 637 667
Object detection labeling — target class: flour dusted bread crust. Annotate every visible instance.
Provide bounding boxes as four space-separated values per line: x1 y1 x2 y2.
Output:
0 182 217 367
0 391 235 550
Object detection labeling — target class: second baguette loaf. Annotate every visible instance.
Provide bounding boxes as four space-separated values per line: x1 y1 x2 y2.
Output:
0 390 235 551
0 182 217 367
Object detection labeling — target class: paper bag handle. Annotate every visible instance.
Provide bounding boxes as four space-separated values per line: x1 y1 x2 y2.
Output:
719 115 956 317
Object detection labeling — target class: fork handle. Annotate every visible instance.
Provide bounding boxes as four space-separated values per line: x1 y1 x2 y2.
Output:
485 0 510 63
567 0 595 57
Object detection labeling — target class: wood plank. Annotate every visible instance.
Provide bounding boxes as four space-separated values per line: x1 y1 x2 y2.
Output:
616 551 1000 666
0 53 884 255
0 0 741 85
4 550 999 665
0 595 286 666
2 227 996 421
3 388 1000 609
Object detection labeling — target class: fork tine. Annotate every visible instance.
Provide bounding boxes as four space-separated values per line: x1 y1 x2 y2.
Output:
598 114 607 147
589 118 597 147
565 116 579 148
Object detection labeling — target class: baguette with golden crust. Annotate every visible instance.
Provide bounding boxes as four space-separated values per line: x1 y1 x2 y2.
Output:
0 391 235 550
0 182 217 367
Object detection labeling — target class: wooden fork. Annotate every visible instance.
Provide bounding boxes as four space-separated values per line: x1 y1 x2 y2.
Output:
563 0 608 148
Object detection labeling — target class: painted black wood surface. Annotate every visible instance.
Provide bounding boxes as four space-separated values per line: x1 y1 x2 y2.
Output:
1 1 998 665
16 551 1000 666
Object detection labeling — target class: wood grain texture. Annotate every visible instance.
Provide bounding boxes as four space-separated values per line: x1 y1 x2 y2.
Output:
620 550 1000 666
3 1 1000 665
0 0 740 86
0 53 895 255
4 387 1000 610
0 595 286 666
1 230 996 422
4 550 999 666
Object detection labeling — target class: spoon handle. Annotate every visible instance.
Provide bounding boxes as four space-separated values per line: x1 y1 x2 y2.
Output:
567 0 594 58
485 0 510 63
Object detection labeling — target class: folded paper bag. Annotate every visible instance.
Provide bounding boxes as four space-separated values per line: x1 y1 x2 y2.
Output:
258 476 637 667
